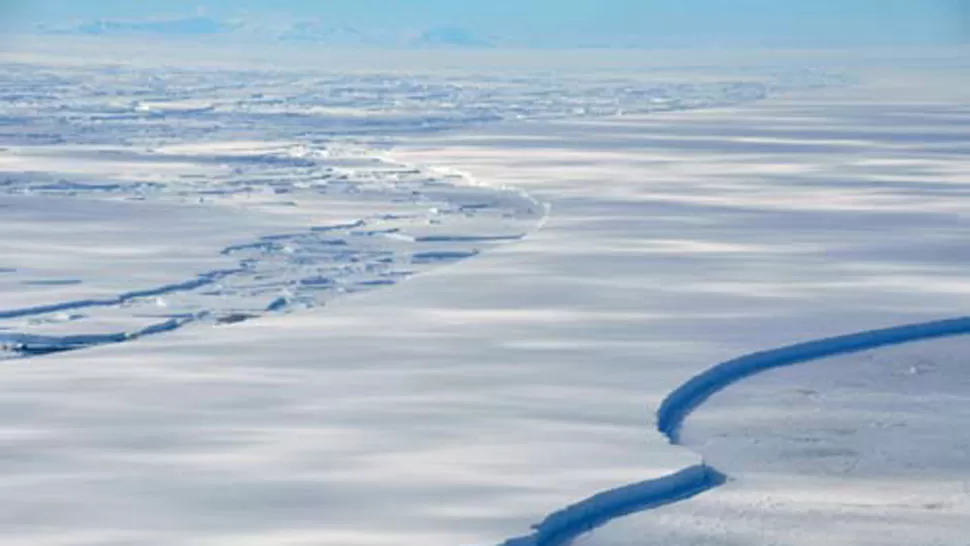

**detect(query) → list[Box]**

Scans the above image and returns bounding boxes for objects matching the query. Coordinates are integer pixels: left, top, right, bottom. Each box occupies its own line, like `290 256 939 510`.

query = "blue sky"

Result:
5 0 967 47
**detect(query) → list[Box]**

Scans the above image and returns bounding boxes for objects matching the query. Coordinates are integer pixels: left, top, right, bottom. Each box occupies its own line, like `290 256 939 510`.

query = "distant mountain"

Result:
276 21 370 45
38 16 492 49
411 27 492 48
71 16 226 36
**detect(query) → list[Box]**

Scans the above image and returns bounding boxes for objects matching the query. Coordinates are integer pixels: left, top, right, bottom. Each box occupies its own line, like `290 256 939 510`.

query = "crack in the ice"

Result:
3 314 201 356
657 317 970 444
1 159 545 359
501 316 970 546
0 269 241 320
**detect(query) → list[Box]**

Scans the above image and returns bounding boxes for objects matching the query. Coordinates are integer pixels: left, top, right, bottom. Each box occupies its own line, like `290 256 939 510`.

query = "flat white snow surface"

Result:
1 49 969 546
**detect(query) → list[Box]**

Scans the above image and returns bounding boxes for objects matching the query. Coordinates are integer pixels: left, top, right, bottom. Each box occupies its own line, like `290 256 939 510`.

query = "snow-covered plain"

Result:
0 44 969 545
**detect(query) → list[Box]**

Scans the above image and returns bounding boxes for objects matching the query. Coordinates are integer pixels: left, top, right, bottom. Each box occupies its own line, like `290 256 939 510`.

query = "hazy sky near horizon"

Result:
5 0 967 47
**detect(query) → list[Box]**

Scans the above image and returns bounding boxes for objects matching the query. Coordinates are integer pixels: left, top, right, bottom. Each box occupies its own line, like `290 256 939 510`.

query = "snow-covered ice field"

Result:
586 335 970 546
0 43 969 545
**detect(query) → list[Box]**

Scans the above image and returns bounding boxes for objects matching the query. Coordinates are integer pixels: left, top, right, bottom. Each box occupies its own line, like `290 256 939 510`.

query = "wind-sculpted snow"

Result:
502 318 970 546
